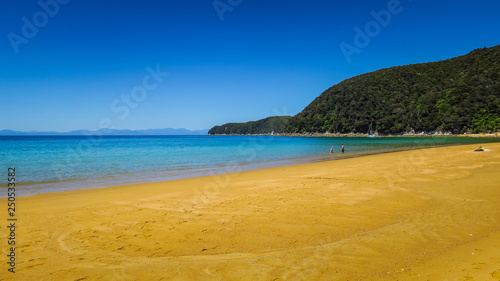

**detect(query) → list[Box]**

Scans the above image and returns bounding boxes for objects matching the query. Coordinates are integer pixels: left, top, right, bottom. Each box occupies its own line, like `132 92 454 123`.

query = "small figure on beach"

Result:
474 146 490 152
330 146 334 154
341 144 345 153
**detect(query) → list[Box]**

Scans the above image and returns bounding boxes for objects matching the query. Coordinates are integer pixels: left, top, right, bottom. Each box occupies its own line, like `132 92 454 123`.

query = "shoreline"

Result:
0 148 405 198
2 143 499 279
209 132 500 137
5 139 500 198
5 140 496 198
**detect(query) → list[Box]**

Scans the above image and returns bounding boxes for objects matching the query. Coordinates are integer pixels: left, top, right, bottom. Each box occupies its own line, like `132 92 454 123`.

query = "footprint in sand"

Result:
58 232 85 255
472 262 487 270
109 268 134 281
491 270 500 280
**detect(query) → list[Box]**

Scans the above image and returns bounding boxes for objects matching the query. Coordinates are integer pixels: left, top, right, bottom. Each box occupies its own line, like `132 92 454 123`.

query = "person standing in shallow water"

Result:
342 144 345 153
330 146 334 154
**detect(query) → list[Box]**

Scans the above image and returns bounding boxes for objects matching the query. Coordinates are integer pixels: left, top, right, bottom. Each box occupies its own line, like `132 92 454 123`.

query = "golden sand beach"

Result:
1 143 500 280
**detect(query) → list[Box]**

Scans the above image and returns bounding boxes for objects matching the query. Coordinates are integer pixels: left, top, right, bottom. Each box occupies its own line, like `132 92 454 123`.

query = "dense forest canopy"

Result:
208 116 291 135
285 45 500 134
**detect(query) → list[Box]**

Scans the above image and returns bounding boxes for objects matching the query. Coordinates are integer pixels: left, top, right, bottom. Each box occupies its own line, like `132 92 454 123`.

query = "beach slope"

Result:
1 143 500 280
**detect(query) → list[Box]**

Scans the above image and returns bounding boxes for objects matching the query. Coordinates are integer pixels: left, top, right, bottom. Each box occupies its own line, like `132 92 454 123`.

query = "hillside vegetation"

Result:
208 116 291 135
285 45 500 134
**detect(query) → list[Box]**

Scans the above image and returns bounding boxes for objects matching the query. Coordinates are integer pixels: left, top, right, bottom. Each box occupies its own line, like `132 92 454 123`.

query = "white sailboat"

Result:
367 123 376 138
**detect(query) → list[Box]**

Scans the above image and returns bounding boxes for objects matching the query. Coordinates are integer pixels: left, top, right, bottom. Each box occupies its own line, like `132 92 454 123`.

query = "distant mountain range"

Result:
0 128 209 136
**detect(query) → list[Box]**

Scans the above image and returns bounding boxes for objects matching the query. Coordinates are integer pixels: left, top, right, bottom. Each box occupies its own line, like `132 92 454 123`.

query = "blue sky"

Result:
1 0 499 132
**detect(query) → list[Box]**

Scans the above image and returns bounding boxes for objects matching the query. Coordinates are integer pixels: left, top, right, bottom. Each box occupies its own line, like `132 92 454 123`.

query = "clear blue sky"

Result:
1 0 499 132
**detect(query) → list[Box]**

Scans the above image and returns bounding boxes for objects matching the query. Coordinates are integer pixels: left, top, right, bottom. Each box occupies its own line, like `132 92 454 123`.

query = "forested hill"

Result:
284 45 500 134
208 116 291 135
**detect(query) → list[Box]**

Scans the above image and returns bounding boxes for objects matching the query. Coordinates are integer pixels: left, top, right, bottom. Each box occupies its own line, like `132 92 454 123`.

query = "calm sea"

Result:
1 135 499 196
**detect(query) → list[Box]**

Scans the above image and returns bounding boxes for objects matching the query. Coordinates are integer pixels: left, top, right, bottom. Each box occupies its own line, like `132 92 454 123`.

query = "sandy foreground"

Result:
1 143 500 280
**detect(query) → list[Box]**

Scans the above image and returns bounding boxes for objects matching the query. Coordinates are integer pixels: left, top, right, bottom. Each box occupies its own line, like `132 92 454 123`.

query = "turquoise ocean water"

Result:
1 135 499 196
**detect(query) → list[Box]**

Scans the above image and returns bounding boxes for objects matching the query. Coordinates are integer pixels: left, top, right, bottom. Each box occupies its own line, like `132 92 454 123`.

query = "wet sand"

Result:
1 143 499 280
